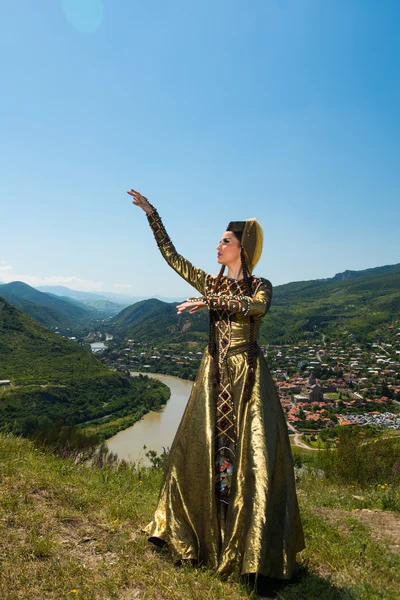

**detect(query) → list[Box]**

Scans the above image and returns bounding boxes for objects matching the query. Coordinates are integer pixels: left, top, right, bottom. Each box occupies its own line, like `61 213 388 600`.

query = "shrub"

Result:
319 426 400 488
143 445 170 471
31 423 106 464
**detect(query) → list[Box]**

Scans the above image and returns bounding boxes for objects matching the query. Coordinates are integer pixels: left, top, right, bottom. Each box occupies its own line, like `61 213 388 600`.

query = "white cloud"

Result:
0 263 104 291
0 261 136 293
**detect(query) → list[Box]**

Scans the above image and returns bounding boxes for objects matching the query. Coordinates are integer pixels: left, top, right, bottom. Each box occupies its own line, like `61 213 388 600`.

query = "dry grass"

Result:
0 435 250 600
1 434 400 599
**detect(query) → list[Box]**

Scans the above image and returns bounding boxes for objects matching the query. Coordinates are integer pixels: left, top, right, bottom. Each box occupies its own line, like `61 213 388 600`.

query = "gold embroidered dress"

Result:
143 207 305 579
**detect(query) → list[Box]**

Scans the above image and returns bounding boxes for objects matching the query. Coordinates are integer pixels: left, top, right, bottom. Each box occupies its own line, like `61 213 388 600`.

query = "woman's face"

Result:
216 231 241 266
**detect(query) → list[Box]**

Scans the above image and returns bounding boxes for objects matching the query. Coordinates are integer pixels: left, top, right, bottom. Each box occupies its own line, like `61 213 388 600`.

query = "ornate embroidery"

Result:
215 447 234 504
146 206 171 247
205 275 260 504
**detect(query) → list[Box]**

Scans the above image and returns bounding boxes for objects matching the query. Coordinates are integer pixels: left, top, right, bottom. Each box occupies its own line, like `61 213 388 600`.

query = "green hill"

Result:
111 298 208 343
330 263 400 281
0 295 106 384
56 294 127 316
0 298 169 435
110 263 400 345
78 298 126 315
0 281 96 328
261 263 400 343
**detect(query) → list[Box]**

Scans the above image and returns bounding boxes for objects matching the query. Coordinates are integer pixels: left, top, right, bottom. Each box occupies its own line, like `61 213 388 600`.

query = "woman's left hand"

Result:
176 300 207 315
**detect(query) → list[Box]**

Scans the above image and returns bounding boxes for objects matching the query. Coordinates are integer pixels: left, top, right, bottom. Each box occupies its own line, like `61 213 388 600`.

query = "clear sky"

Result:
1 0 399 298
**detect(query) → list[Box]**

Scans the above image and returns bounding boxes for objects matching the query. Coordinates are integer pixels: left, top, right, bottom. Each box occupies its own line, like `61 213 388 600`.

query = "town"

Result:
76 320 400 436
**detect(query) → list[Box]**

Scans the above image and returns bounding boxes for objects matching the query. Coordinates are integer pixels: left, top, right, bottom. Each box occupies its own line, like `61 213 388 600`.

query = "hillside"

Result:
37 285 147 306
1 433 399 599
55 295 124 316
79 298 126 315
0 296 107 384
330 263 400 281
0 281 95 328
109 263 400 345
262 263 400 343
0 298 169 435
111 298 208 343
36 285 111 301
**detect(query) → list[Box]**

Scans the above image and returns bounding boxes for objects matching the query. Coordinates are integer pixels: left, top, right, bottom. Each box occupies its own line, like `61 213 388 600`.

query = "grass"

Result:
303 436 331 449
1 434 400 599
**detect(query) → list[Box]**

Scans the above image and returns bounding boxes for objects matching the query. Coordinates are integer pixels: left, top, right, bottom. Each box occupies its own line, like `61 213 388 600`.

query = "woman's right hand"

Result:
127 188 153 214
176 300 208 315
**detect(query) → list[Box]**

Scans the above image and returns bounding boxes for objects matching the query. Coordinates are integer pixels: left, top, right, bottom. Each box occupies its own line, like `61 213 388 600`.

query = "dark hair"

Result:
240 246 256 403
208 230 256 404
208 265 225 396
226 221 245 244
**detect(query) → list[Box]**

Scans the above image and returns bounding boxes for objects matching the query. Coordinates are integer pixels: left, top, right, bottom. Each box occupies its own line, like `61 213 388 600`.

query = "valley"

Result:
1 262 400 443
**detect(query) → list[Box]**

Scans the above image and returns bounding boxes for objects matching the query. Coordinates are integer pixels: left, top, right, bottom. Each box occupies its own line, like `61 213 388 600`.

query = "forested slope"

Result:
0 298 169 435
109 264 400 344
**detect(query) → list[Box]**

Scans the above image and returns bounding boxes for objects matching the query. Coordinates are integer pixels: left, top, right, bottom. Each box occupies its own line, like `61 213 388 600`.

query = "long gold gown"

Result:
143 207 305 579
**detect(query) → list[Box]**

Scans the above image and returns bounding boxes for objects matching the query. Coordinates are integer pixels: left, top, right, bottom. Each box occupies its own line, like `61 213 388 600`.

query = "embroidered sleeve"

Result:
187 296 207 303
206 279 272 317
146 205 207 294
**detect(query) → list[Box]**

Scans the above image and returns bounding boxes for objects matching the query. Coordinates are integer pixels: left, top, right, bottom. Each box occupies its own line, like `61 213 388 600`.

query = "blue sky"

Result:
1 0 399 298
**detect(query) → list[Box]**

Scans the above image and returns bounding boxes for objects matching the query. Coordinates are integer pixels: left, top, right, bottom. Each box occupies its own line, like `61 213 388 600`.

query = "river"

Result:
106 372 193 464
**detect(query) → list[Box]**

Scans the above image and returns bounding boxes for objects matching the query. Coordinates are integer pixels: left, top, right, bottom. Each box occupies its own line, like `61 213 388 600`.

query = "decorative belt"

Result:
225 343 259 358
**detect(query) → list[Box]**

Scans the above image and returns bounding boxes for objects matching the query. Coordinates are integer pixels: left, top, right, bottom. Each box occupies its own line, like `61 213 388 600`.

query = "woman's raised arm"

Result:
128 189 207 295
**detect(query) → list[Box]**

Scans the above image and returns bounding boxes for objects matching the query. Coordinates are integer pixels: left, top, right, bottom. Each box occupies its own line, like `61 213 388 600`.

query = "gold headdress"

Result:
227 218 264 274
242 218 263 274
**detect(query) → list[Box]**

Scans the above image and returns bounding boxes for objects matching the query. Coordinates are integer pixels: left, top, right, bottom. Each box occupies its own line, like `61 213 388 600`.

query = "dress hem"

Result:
143 531 305 581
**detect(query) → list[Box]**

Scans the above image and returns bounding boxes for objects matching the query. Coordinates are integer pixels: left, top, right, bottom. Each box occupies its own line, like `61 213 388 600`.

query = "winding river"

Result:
106 372 193 464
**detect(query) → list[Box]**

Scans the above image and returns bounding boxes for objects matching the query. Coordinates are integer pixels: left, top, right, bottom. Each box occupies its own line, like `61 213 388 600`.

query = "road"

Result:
287 421 318 451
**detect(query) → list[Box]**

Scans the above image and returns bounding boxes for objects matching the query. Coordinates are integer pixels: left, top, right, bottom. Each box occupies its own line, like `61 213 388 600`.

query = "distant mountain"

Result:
80 298 131 315
111 298 208 343
57 295 100 313
36 285 111 301
37 285 147 306
0 281 95 328
330 263 400 282
0 297 168 434
110 263 400 344
90 290 150 304
260 263 400 343
56 295 124 316
37 285 191 308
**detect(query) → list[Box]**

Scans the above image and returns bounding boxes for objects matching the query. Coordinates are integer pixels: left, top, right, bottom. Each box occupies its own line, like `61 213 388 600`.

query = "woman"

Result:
128 188 305 580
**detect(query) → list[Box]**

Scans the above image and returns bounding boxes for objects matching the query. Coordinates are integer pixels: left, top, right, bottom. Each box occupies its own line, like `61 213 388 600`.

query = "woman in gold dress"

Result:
128 188 305 580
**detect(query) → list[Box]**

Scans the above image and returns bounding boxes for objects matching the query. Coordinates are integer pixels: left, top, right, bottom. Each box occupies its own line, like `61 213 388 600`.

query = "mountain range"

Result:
1 262 399 343
260 262 400 343
36 285 186 306
109 263 400 345
112 297 209 343
1 262 398 434
0 282 207 327
0 281 94 328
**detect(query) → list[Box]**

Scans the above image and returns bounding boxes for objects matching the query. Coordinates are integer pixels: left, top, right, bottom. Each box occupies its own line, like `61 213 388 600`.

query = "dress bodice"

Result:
205 274 269 350
145 205 273 353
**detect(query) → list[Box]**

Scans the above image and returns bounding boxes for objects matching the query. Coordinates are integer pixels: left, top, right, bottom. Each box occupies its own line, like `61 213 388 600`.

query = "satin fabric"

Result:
144 208 305 578
144 345 305 578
